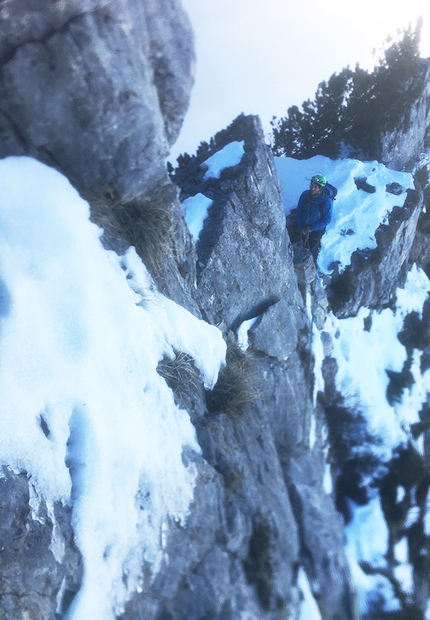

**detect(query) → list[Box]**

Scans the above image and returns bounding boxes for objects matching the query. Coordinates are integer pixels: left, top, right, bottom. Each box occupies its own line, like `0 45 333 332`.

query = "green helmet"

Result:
311 173 327 188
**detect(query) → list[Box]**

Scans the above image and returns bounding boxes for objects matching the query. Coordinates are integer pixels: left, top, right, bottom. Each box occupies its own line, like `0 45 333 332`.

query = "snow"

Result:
394 536 409 564
236 316 258 351
298 567 323 620
312 323 325 402
346 496 389 567
397 486 406 503
1 146 429 617
201 140 245 179
324 264 430 459
394 538 413 595
323 262 430 610
345 497 401 614
180 140 246 241
274 154 430 612
404 505 421 529
182 193 213 241
309 413 316 449
426 495 430 535
323 463 333 495
0 156 226 620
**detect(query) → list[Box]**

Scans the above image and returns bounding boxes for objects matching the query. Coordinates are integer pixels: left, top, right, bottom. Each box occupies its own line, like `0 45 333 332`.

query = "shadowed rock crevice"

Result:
243 518 279 611
230 295 280 333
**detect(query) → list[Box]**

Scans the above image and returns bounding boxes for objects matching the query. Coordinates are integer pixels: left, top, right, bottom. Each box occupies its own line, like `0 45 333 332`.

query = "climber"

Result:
296 173 333 263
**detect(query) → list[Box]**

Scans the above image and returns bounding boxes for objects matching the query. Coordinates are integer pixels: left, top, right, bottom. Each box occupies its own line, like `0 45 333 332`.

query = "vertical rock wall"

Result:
0 0 195 201
164 114 356 620
380 59 430 172
3 0 429 618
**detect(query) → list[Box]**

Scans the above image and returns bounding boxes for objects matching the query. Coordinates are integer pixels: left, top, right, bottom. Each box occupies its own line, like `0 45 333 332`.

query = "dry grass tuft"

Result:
206 335 257 417
117 197 172 275
84 190 130 254
157 351 200 400
84 187 173 277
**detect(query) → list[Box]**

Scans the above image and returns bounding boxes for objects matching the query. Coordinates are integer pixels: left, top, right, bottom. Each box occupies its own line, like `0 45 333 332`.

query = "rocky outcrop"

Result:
0 0 195 202
0 466 82 619
327 186 423 318
0 0 199 312
380 59 430 172
0 2 197 618
165 114 356 620
1 1 430 619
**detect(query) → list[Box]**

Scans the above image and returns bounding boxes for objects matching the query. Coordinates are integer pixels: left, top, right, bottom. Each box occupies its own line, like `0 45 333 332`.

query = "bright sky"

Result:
170 0 430 161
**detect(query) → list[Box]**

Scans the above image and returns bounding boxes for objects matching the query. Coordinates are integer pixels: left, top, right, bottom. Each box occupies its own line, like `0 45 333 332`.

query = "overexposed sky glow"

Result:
171 0 430 160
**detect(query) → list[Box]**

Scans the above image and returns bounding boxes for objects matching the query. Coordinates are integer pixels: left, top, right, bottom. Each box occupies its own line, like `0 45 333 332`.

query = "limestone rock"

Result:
0 467 82 619
3 0 428 615
170 114 355 620
0 0 195 201
380 59 430 172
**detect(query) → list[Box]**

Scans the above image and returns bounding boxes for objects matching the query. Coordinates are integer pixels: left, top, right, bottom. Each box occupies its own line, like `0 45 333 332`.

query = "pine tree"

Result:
271 22 425 161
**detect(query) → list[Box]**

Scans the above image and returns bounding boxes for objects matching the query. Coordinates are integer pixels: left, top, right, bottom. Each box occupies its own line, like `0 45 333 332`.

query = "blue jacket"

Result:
296 188 333 232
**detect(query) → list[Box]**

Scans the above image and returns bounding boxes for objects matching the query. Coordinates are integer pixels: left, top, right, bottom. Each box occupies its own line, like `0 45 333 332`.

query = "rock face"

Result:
131 114 355 620
380 58 430 172
327 186 423 318
1 2 430 620
0 0 195 201
0 467 82 619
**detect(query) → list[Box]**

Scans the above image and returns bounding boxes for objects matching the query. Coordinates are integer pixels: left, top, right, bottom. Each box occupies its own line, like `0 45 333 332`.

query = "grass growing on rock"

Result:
156 351 200 401
85 187 173 278
206 334 257 417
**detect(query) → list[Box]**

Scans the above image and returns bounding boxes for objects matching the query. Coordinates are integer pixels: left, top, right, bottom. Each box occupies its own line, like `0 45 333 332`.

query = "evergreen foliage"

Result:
271 22 425 161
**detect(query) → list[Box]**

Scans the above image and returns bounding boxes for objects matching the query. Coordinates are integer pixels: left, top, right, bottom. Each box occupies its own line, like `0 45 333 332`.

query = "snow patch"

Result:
312 324 325 403
298 567 323 620
323 462 333 495
236 316 258 351
275 154 414 273
182 193 213 241
201 140 245 179
0 156 226 620
324 265 430 460
345 498 400 614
